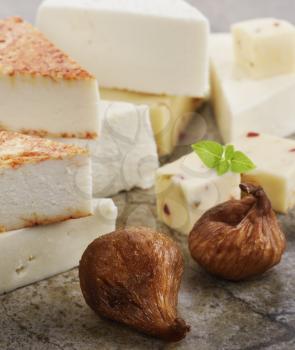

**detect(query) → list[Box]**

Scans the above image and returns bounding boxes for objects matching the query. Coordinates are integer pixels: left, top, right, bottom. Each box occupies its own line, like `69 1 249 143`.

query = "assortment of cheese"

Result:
0 0 295 294
156 17 295 234
36 0 209 156
0 0 209 293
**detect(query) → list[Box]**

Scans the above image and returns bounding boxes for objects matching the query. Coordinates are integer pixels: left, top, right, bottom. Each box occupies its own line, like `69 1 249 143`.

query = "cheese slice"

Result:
233 133 295 213
155 152 241 235
61 100 159 197
100 88 204 156
0 131 93 232
210 33 295 143
37 0 209 97
0 198 117 295
0 17 99 139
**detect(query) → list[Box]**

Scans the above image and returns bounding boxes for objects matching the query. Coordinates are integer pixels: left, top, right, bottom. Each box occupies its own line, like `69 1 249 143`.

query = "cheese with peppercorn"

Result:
211 33 295 143
234 132 295 213
232 18 295 79
155 152 240 235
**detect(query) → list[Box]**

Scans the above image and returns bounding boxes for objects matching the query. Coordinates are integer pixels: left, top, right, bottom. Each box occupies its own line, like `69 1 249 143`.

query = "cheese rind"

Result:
155 152 241 235
0 199 117 295
0 17 100 139
232 18 295 79
100 88 203 156
210 33 295 143
61 100 159 197
0 132 93 232
37 0 209 97
233 133 295 213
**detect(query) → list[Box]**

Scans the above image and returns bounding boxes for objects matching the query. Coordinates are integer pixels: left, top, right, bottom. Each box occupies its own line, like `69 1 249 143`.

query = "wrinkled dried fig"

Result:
79 227 190 341
188 183 286 281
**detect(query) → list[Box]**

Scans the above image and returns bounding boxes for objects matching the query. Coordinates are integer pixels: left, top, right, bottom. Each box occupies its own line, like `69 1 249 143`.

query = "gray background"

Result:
0 0 294 31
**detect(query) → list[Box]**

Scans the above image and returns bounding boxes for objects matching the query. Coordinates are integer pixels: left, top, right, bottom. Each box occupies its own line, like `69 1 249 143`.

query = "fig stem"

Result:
166 318 191 342
239 183 272 214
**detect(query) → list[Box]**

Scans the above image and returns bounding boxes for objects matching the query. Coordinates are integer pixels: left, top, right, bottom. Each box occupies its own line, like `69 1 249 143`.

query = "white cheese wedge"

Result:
155 152 241 235
233 133 295 213
61 100 159 197
100 88 204 156
210 33 295 143
232 18 295 79
37 0 209 97
0 131 92 232
0 198 117 295
0 17 99 139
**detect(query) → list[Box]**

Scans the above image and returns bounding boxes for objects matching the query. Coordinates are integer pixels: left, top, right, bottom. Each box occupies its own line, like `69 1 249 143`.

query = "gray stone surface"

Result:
1 1 295 349
1 106 295 349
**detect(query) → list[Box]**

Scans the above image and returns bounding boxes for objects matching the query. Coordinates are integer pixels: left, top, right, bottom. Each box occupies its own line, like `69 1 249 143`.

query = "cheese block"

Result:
0 17 99 139
61 100 159 197
232 18 295 79
233 133 295 213
210 33 295 143
36 0 209 97
0 131 92 232
0 198 117 295
155 152 241 235
100 88 204 156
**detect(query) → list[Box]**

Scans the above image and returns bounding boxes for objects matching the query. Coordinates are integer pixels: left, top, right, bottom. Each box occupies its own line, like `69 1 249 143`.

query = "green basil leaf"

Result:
231 151 256 173
225 145 235 160
216 160 230 176
192 141 224 169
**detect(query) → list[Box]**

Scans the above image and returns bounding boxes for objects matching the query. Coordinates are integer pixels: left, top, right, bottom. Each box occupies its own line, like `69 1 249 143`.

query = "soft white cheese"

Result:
0 76 100 139
37 0 209 97
100 88 204 156
233 133 295 213
232 18 295 79
61 100 159 197
0 199 117 295
0 132 93 232
155 152 241 235
210 33 295 143
0 17 100 139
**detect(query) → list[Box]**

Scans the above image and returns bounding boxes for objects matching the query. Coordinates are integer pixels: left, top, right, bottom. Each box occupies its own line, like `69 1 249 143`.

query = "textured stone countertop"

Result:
1 106 295 350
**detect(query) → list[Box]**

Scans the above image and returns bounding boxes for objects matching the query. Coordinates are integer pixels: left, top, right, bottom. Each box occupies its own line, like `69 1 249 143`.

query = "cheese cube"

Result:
155 152 241 235
0 199 117 295
36 0 209 97
100 88 204 156
61 100 159 197
232 18 295 79
234 133 295 213
0 131 92 232
210 34 295 143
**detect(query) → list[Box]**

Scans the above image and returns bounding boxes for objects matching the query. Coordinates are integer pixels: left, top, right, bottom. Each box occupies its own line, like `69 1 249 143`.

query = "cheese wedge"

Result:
0 17 99 139
37 0 209 97
0 131 92 232
0 199 117 295
61 100 159 197
210 33 295 143
233 133 295 213
155 152 241 235
100 88 204 156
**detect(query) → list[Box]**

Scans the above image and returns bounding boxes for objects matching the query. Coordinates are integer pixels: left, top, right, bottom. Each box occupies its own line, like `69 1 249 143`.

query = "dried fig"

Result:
79 227 190 341
188 183 286 281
